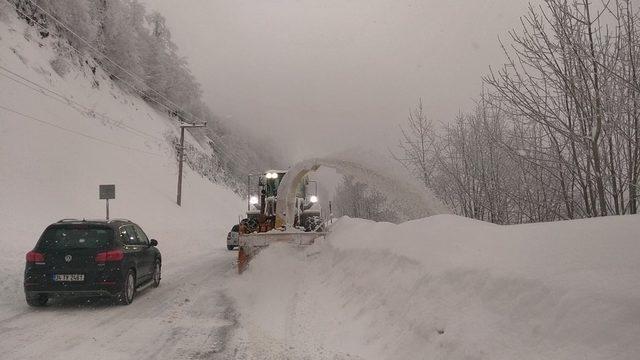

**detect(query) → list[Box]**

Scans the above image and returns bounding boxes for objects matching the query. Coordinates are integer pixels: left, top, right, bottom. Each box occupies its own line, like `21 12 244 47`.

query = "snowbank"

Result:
232 214 640 359
0 15 243 314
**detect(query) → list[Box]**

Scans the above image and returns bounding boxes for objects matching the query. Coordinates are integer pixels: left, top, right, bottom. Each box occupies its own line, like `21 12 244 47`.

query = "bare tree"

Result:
396 0 640 224
391 99 437 189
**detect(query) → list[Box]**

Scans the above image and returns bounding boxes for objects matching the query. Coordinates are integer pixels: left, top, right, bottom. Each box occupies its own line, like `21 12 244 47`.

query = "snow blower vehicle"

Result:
237 169 326 273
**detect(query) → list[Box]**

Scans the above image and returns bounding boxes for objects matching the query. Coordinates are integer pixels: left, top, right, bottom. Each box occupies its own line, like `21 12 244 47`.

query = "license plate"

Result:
54 274 85 282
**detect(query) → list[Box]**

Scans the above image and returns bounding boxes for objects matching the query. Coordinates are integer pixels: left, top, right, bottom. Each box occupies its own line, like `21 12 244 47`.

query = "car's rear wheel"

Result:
152 260 161 288
26 293 48 307
227 245 235 250
119 269 136 305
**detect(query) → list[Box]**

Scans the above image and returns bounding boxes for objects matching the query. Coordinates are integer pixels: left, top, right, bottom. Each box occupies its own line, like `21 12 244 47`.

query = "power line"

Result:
19 1 259 166
0 65 247 169
0 60 246 169
5 1 250 168
0 103 164 157
6 2 193 124
0 65 249 173
0 67 72 107
0 64 165 143
25 0 200 124
7 1 248 166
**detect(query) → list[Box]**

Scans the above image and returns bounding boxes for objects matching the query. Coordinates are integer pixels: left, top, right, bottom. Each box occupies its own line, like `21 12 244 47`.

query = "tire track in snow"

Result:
0 250 241 360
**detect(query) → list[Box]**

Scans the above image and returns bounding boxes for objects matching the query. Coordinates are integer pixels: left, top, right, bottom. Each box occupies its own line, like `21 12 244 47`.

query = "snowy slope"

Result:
0 14 244 314
232 214 640 360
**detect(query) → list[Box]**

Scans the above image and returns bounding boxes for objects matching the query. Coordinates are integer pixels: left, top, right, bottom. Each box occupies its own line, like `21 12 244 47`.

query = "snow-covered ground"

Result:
233 214 640 360
0 251 241 360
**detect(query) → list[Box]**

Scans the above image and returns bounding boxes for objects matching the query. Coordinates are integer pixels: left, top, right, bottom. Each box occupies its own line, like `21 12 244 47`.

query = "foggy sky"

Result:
142 0 535 161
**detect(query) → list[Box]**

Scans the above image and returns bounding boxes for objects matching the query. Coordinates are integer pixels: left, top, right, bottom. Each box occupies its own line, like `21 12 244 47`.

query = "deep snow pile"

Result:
0 14 243 314
232 214 640 360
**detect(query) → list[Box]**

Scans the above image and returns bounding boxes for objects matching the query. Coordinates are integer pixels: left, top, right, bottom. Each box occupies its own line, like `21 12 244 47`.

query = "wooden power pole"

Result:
177 121 206 206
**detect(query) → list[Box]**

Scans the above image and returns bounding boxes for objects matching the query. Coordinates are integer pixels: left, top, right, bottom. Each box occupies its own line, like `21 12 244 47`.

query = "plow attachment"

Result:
237 231 327 273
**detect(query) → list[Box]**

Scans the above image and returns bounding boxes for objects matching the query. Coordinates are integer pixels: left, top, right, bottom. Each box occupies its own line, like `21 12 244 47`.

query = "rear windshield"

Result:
37 225 114 251
231 225 239 232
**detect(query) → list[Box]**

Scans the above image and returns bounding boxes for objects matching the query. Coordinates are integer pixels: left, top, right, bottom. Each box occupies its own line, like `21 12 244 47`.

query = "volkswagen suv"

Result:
24 219 162 306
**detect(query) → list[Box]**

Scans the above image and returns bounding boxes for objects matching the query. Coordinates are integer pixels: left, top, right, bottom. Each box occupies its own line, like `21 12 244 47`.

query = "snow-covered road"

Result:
0 249 240 360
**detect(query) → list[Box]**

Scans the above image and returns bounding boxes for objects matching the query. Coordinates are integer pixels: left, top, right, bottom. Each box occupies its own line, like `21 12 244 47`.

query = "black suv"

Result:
24 219 162 306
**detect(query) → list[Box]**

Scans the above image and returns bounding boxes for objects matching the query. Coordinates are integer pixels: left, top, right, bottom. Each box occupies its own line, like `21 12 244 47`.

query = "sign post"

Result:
99 184 115 220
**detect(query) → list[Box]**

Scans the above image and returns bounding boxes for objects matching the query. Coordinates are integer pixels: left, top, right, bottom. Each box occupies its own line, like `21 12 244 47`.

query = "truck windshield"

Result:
265 178 280 197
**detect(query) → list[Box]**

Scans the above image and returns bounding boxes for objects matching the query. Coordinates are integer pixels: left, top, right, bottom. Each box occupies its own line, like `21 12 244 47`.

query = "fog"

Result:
142 0 535 161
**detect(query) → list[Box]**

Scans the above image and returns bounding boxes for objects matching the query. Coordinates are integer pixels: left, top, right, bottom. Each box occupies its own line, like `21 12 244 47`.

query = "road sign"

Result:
99 184 115 200
99 185 115 220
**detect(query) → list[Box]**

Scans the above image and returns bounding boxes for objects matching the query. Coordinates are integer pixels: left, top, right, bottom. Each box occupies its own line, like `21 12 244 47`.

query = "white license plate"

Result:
54 274 85 282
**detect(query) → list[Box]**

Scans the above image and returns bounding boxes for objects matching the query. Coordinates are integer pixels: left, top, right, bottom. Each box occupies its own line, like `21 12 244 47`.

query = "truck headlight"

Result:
310 195 318 203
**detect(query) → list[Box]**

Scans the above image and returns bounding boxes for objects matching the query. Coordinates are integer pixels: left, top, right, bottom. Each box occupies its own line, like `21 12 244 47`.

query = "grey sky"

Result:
143 0 534 161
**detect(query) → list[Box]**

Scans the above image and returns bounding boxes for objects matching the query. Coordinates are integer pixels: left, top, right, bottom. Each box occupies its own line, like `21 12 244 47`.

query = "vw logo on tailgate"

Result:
64 255 72 263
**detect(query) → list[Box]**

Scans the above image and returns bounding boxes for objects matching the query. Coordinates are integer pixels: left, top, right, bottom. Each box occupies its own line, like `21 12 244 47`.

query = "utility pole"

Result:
247 174 251 211
177 121 206 206
329 201 333 224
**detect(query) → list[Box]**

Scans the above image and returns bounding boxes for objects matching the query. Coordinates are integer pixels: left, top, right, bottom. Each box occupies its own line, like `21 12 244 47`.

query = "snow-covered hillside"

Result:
233 214 640 360
0 12 243 314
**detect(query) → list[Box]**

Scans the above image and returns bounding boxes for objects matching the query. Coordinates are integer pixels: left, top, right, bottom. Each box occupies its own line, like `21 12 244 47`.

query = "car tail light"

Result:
95 249 124 263
26 251 45 263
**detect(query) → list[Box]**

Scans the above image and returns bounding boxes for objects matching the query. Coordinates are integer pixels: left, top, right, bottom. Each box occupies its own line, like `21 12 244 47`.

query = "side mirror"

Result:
149 239 158 247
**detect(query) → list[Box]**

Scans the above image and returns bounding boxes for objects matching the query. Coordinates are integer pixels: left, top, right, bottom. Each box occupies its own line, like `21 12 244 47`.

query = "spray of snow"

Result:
278 149 449 225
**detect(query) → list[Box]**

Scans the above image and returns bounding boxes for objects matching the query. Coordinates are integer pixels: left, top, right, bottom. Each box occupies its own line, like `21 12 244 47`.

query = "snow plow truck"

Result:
237 169 326 273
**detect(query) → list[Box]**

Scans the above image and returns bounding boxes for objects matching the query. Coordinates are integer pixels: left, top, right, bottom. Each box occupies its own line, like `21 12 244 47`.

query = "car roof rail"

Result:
57 218 81 223
108 218 132 223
